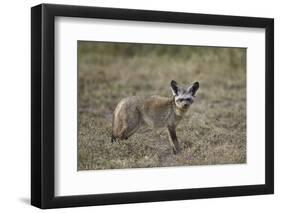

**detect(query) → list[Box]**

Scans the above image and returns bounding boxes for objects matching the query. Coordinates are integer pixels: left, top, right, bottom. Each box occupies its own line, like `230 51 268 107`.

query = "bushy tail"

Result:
111 113 116 143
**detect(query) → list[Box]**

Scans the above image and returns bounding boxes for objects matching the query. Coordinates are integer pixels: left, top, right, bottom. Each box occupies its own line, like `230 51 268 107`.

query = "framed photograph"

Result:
31 3 274 209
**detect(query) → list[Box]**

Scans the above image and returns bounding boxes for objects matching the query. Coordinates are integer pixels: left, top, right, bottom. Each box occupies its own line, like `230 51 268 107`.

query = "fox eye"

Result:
177 98 193 103
177 98 184 102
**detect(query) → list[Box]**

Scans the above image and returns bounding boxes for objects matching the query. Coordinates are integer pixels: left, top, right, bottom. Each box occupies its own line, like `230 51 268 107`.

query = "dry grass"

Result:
78 42 246 170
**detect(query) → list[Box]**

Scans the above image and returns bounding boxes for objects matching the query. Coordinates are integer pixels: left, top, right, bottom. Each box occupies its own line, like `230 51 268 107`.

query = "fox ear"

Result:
189 81 199 96
170 80 179 96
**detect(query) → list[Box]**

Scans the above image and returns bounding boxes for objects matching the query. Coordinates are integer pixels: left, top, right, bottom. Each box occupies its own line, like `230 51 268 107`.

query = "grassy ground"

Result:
78 42 246 170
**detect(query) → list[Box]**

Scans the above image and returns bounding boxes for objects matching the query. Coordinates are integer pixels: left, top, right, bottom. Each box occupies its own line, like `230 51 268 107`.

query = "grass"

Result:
78 41 246 170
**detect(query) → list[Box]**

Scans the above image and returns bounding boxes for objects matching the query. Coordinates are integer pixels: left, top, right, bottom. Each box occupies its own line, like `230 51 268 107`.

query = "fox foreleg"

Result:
167 126 180 154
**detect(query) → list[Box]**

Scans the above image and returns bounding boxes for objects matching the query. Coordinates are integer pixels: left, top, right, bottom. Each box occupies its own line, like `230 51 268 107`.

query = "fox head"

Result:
170 80 199 111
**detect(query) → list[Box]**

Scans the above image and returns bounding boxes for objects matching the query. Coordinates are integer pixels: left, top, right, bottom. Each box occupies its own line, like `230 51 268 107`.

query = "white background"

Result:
55 18 265 196
0 0 279 212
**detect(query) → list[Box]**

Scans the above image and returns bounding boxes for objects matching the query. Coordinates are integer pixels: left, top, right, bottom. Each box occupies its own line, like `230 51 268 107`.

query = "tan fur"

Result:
112 95 189 154
112 81 199 154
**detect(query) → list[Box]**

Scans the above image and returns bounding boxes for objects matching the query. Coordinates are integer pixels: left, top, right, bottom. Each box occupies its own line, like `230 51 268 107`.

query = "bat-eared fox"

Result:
111 80 199 154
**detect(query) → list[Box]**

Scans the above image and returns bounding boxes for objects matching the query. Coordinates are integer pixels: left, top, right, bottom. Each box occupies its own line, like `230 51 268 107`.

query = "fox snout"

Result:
183 102 189 108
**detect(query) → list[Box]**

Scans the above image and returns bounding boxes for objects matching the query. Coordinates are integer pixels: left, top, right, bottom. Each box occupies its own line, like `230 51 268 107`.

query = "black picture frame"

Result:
31 3 274 209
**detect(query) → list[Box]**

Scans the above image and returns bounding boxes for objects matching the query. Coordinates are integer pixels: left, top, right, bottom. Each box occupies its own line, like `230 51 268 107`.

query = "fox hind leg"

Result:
121 123 140 140
118 116 140 140
112 107 141 143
